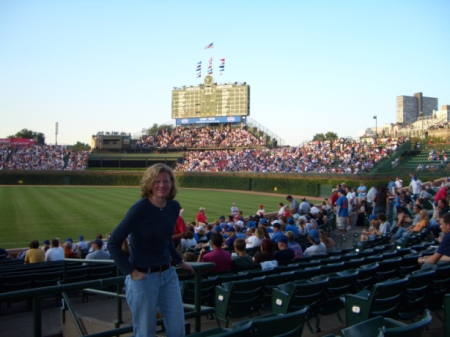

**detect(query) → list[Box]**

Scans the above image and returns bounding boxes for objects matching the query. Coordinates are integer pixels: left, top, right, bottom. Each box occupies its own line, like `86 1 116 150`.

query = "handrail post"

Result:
114 267 123 330
33 295 42 337
63 259 68 282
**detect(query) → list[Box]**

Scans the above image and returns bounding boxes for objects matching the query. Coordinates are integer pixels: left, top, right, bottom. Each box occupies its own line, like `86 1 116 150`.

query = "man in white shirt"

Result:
395 177 403 192
44 239 64 261
85 239 110 260
77 235 89 250
409 177 422 201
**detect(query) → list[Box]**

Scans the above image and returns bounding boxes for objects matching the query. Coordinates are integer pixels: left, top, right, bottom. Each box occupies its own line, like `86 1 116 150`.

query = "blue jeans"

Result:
394 227 410 240
373 206 386 215
428 219 441 238
125 267 185 337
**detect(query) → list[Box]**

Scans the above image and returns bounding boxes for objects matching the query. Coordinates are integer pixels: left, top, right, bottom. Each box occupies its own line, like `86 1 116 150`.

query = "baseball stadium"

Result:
1 2 450 337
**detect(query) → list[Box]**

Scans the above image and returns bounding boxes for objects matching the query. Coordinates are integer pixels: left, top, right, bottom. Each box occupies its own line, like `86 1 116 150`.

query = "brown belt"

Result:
136 264 171 273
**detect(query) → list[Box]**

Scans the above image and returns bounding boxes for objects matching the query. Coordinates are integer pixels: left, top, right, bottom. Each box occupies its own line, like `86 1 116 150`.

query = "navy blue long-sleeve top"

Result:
108 198 183 276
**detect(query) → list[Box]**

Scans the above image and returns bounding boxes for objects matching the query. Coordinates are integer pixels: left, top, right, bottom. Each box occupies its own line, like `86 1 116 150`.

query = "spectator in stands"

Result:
286 195 300 214
181 230 197 249
196 207 207 226
253 238 275 264
173 214 188 255
336 189 349 233
394 209 429 240
303 230 326 257
357 181 367 206
274 235 294 263
64 241 81 259
299 198 311 215
271 223 284 243
285 231 303 258
197 232 232 273
330 189 339 209
231 203 239 216
373 186 389 215
85 239 110 260
231 238 254 272
419 213 450 267
377 213 391 234
107 163 193 337
285 217 299 237
77 235 89 250
429 198 450 238
24 240 45 264
222 227 237 248
256 204 265 217
319 230 335 253
45 239 64 261
434 184 449 206
42 240 50 252
245 227 265 248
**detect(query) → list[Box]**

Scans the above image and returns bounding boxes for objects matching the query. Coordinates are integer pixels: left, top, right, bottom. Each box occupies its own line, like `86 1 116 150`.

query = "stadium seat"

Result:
260 272 294 310
214 277 265 328
271 275 329 334
341 277 408 326
188 321 252 337
233 307 309 337
444 294 450 337
377 309 432 337
181 277 217 309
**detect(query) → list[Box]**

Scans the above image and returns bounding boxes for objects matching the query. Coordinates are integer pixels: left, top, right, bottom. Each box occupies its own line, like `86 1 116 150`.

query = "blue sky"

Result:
1 0 449 146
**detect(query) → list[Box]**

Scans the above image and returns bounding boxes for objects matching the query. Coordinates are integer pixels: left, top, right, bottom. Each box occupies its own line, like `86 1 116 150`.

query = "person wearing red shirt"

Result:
197 233 232 273
196 207 207 225
330 189 339 209
173 215 187 254
434 185 449 205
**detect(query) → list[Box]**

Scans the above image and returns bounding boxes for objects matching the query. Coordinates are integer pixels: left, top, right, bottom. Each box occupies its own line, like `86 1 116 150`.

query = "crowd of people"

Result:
133 125 266 149
175 138 402 173
0 144 90 170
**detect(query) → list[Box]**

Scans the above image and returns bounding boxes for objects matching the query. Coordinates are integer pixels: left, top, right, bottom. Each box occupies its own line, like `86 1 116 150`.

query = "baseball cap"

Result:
214 225 221 232
273 223 281 228
79 235 84 241
43 240 50 245
93 238 103 248
278 235 288 244
369 215 377 221
65 238 73 243
338 189 346 194
199 207 206 211
308 229 321 243
219 215 225 219
259 218 268 225
226 226 235 232
287 218 295 224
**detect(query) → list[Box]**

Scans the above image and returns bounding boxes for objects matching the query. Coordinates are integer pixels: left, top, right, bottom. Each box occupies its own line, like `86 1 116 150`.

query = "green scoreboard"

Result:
172 74 250 119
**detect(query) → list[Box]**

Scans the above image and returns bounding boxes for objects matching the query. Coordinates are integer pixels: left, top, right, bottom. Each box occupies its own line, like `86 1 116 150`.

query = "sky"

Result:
1 0 449 147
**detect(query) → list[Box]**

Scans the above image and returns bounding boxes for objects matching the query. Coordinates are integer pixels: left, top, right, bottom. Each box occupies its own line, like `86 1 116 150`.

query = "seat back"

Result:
274 276 329 316
321 270 359 315
381 309 432 337
181 277 217 306
249 308 309 337
369 278 409 319
320 262 346 275
399 269 435 320
292 266 321 282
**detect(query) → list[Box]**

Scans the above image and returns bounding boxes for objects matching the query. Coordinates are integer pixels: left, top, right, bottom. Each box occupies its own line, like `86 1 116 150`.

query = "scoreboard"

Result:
172 74 250 119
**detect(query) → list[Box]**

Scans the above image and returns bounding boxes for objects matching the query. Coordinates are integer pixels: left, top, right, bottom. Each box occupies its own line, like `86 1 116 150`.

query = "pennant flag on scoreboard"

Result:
205 42 213 49
219 58 225 76
196 61 201 78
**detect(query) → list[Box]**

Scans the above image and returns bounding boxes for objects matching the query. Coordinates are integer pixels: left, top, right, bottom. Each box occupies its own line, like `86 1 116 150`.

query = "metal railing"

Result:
0 259 215 337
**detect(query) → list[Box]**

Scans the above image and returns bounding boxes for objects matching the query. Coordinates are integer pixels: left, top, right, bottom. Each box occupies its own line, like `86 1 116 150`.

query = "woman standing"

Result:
108 164 193 337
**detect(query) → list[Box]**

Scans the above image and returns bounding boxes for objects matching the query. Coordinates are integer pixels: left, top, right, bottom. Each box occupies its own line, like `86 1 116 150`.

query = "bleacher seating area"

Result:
402 148 450 172
0 144 89 170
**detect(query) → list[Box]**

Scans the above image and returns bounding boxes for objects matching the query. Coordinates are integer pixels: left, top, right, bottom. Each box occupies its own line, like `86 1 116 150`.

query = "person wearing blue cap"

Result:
336 189 349 234
77 235 88 250
222 227 237 249
285 217 299 238
303 230 326 257
274 235 295 263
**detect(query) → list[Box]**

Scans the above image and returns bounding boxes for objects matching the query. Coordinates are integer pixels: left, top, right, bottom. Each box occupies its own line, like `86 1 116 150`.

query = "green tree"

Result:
143 123 174 135
325 132 338 141
68 141 91 151
312 133 326 141
8 129 45 145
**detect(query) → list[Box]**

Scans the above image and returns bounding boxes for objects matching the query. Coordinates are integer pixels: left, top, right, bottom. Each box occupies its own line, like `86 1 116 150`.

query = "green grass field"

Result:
0 186 315 249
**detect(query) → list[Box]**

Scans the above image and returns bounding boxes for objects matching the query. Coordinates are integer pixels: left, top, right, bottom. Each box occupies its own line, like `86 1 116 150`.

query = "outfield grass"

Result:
0 186 316 249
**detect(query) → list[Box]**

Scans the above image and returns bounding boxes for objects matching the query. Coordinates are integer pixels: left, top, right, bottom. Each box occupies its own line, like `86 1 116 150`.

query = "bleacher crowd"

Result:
0 144 90 170
133 125 266 149
175 138 402 173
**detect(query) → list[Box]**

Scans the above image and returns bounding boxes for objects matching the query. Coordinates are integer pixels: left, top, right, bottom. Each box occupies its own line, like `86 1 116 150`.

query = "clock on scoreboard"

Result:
172 75 250 119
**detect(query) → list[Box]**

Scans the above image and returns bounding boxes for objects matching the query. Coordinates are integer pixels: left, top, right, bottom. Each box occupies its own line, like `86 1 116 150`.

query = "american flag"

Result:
204 43 213 49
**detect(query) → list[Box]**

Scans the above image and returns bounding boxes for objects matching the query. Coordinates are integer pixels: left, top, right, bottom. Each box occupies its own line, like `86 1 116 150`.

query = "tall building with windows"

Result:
396 92 438 124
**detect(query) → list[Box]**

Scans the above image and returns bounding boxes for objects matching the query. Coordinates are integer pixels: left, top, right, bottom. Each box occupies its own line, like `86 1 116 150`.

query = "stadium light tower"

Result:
55 122 59 145
373 115 377 142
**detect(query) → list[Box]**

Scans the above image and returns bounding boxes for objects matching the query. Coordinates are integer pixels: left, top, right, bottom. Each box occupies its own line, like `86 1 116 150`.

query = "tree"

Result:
143 123 174 136
325 132 338 141
312 133 326 141
68 141 91 151
8 129 45 145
